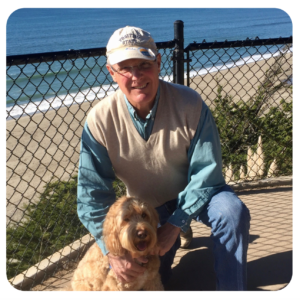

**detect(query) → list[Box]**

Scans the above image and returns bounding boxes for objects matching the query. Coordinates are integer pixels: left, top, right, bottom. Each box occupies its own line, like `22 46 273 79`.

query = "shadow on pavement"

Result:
247 250 292 291
164 236 292 291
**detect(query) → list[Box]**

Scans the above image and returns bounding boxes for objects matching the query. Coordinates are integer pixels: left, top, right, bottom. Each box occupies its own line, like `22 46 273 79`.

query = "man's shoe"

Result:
180 226 193 248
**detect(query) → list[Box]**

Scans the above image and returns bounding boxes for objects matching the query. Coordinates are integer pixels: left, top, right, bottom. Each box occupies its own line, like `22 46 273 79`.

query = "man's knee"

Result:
209 186 250 233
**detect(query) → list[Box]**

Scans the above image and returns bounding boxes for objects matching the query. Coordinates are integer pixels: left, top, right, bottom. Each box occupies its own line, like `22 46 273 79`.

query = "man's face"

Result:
107 54 161 111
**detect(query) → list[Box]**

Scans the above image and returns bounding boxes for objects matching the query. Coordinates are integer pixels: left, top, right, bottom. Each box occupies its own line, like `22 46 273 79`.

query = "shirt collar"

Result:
124 83 160 121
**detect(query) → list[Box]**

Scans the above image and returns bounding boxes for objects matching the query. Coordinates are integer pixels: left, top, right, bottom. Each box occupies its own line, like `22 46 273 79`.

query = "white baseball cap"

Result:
106 26 158 65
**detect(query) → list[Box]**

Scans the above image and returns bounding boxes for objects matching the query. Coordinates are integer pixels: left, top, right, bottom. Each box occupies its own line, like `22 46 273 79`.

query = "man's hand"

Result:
156 223 181 256
107 252 147 283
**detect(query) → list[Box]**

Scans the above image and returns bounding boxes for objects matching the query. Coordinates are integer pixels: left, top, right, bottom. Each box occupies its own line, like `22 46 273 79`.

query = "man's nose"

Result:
131 66 143 78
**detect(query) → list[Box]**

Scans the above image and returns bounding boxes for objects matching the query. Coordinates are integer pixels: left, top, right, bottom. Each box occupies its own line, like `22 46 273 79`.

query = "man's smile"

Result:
132 83 148 89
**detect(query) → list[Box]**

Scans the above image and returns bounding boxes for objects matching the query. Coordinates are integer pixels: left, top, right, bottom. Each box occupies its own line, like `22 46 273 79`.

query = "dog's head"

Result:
103 196 159 257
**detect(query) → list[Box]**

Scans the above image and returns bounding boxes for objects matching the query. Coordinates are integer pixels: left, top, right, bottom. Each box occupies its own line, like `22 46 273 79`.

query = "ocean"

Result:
6 8 293 119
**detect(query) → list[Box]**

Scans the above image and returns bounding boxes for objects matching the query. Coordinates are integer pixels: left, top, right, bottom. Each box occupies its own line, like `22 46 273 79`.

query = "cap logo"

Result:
119 33 142 46
140 48 151 57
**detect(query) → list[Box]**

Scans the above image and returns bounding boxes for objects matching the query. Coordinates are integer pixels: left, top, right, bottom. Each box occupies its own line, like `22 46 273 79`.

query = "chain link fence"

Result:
186 38 292 184
6 31 292 290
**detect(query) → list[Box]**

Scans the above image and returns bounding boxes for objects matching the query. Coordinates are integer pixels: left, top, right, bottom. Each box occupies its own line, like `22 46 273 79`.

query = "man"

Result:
77 26 250 290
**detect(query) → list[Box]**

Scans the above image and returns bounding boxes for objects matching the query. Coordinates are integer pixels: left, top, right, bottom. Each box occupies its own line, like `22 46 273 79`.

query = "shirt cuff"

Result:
167 208 193 233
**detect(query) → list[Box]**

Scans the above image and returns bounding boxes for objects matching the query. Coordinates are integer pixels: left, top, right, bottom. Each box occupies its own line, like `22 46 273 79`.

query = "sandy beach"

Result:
6 53 292 225
6 101 99 224
189 53 292 108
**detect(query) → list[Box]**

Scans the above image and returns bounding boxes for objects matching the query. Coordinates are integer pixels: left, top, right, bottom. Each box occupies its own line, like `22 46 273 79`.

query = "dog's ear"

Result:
103 198 126 256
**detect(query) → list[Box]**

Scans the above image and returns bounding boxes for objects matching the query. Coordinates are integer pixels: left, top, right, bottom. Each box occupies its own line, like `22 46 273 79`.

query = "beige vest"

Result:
87 80 203 207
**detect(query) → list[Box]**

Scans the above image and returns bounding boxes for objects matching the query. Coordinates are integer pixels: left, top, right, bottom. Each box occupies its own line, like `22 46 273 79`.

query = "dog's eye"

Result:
141 213 147 218
124 218 130 222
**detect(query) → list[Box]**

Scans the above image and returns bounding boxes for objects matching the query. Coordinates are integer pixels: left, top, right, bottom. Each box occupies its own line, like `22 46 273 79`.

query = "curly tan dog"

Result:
71 196 164 291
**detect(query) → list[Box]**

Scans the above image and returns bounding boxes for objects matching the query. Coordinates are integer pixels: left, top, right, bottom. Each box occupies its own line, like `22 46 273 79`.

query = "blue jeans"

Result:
155 184 251 291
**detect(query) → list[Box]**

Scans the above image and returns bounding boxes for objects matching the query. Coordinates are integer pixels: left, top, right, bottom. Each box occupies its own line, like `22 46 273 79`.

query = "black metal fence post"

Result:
173 20 184 85
186 50 190 87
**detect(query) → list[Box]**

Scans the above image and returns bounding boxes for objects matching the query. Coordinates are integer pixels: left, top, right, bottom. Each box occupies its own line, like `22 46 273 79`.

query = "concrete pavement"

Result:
30 185 292 291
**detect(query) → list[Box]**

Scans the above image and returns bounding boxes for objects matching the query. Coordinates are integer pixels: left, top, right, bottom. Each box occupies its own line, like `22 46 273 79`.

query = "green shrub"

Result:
212 50 292 178
113 177 127 198
7 175 127 280
6 175 87 279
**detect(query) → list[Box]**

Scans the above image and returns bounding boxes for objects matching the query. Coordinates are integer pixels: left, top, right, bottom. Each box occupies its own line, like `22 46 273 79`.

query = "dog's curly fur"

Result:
71 196 164 291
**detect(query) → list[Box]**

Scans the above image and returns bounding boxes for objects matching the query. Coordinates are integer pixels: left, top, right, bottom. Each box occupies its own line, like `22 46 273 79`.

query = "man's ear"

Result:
156 53 162 73
106 65 117 82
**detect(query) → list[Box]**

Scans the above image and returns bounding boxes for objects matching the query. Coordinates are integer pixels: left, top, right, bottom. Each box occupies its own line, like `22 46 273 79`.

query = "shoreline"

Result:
6 52 292 224
6 49 292 120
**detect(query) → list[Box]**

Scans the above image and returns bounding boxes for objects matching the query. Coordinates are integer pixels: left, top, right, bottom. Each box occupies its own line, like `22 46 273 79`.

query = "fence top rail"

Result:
6 40 175 66
6 47 107 66
185 36 293 52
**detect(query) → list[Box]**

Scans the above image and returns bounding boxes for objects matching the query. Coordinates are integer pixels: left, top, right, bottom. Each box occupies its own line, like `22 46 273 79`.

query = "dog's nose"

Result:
136 230 147 239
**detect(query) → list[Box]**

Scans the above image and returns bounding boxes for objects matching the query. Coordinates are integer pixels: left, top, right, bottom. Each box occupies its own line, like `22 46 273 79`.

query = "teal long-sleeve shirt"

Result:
77 86 225 255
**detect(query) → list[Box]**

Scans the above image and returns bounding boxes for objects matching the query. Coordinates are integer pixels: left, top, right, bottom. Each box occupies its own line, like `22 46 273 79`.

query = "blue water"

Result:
7 8 292 55
6 8 293 118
